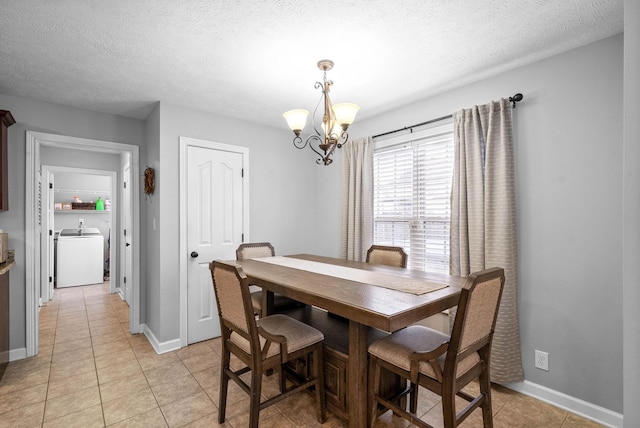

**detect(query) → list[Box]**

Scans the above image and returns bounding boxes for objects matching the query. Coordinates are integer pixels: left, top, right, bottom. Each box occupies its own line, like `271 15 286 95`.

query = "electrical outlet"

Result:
535 350 549 371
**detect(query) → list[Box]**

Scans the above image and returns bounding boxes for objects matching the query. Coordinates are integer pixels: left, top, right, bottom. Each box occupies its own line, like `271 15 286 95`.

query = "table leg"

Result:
348 320 368 428
263 289 274 316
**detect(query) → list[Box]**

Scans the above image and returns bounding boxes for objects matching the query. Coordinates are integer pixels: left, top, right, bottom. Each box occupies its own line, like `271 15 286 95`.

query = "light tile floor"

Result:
0 282 604 427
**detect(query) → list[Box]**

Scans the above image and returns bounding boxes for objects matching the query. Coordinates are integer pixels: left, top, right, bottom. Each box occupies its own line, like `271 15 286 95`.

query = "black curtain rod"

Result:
372 93 523 139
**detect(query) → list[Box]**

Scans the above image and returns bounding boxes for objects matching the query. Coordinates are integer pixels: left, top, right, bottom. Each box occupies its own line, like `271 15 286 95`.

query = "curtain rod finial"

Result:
510 93 524 108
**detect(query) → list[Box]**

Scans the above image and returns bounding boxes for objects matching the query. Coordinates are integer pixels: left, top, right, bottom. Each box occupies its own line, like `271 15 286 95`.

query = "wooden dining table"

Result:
219 254 465 428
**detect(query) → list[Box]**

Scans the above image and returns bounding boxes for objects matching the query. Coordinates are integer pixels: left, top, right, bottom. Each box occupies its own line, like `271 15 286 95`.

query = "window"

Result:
373 122 454 273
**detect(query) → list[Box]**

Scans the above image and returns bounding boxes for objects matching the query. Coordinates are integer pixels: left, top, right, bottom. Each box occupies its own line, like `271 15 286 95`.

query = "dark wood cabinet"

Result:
323 347 348 415
0 110 16 211
281 306 404 421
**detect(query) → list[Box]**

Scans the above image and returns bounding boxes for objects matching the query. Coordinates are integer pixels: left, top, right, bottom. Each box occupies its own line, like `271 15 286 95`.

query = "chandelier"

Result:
283 60 360 165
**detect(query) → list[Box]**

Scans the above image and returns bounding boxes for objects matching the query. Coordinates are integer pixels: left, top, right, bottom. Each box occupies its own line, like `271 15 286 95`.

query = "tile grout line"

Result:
40 291 59 428
85 285 108 428
43 289 77 426
102 282 172 427
40 284 106 427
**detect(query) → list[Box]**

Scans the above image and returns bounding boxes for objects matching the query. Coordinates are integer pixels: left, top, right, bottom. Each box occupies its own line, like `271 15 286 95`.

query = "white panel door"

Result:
187 145 244 344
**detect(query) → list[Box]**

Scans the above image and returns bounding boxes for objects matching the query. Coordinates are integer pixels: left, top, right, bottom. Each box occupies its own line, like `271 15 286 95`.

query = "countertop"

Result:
0 260 15 275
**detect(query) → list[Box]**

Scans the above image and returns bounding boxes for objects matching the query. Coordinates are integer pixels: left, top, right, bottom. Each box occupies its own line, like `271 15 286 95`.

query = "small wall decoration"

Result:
144 167 155 195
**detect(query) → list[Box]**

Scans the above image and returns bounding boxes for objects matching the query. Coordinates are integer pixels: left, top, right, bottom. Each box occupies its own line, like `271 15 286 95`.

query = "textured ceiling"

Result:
0 0 623 129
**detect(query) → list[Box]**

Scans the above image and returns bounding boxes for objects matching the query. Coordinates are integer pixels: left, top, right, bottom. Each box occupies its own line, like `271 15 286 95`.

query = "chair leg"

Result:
249 368 262 428
276 363 285 393
441 387 456 428
369 356 382 427
409 381 418 414
479 368 494 428
313 345 326 423
218 345 231 424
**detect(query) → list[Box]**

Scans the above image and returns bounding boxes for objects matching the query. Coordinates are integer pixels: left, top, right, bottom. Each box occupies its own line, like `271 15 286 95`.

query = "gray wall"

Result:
316 35 624 413
0 93 145 350
623 0 640 424
41 147 121 171
142 101 322 343
143 103 160 343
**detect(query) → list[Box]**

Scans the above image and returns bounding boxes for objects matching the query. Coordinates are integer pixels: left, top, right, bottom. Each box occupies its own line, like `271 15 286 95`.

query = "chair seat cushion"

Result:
368 325 480 380
258 314 324 353
230 314 323 358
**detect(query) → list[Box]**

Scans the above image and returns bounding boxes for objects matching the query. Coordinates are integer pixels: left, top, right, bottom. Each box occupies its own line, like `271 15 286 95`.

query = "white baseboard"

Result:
9 347 27 361
8 325 179 361
503 380 623 428
142 323 181 355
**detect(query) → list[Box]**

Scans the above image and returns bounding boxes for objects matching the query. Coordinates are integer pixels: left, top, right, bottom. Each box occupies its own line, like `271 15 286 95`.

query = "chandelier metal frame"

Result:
283 60 359 166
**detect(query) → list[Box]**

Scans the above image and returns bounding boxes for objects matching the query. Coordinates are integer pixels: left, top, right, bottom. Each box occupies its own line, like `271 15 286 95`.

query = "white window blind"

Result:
373 123 454 274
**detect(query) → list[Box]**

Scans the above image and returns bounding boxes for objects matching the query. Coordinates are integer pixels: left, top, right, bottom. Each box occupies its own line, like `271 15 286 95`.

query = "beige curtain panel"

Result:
450 98 524 384
340 136 374 262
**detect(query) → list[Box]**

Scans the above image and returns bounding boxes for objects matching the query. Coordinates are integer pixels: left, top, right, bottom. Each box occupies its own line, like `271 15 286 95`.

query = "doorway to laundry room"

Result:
42 167 117 304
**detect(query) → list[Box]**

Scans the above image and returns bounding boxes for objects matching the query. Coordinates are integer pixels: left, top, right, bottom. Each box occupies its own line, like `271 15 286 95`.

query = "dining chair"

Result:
366 245 408 268
236 242 300 316
210 261 326 428
368 267 505 428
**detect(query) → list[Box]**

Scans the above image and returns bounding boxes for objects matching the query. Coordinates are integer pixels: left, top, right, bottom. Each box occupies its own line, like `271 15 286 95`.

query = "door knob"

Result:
190 251 199 258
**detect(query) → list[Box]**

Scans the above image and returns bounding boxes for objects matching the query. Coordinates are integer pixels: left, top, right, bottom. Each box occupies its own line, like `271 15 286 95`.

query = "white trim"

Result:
142 324 181 354
25 131 142 359
128 147 142 334
120 158 133 305
25 134 39 357
373 118 454 150
178 136 250 348
503 380 623 428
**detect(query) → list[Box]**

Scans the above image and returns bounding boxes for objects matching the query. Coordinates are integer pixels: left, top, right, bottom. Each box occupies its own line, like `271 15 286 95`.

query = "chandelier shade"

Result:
282 109 309 135
283 60 359 165
332 103 360 128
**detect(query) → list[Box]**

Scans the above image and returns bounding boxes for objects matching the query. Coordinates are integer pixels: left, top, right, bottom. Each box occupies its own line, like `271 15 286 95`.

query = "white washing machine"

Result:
56 228 104 288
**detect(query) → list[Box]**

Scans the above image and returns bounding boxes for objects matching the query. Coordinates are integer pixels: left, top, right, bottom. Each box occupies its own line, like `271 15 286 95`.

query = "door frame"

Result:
178 136 249 348
43 168 55 303
121 161 133 304
25 131 141 358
